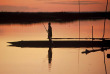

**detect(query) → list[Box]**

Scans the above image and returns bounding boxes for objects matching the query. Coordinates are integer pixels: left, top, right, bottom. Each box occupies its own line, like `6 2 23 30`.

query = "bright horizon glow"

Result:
0 0 110 12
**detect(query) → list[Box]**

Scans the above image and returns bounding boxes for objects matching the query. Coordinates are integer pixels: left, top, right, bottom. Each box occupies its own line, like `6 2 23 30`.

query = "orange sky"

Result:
0 0 109 12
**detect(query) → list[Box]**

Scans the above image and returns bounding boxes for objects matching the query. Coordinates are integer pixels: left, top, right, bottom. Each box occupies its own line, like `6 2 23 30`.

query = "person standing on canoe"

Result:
48 22 53 46
48 22 52 39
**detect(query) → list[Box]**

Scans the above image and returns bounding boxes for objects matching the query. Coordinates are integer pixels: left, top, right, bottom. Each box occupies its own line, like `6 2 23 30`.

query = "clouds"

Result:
0 0 109 12
0 5 37 12
35 0 101 5
48 1 102 5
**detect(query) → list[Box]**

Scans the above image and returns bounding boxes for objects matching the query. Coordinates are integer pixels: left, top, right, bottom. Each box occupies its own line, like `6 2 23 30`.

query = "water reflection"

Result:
1 20 110 74
103 51 107 74
82 47 110 74
48 46 52 70
82 47 110 55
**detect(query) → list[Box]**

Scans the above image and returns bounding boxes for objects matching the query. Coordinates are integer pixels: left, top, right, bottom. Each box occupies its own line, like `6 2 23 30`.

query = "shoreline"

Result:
0 12 110 24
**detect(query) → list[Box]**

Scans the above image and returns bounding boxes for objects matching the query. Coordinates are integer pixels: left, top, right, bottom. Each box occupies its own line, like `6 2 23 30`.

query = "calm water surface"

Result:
0 20 110 74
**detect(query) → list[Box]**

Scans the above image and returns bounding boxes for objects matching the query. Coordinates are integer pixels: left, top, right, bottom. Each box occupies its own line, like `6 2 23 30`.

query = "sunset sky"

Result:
0 0 110 12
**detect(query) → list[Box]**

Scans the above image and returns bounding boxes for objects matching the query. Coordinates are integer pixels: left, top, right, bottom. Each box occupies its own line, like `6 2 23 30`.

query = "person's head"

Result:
48 22 51 26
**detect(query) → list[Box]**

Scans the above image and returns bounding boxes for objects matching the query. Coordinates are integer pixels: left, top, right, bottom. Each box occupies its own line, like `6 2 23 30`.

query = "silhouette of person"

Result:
48 22 52 39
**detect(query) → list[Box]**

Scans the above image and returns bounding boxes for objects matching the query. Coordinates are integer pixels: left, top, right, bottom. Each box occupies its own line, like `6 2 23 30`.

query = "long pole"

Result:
78 0 80 39
92 25 94 49
92 26 93 41
102 0 108 38
78 0 80 74
102 1 108 74
42 23 48 33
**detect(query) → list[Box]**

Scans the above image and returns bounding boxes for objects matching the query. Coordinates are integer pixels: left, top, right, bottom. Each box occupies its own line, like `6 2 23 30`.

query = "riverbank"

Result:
0 12 110 24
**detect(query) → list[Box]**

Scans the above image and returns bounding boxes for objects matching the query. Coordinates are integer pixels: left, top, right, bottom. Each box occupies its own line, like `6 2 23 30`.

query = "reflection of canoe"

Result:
8 40 110 48
82 47 110 55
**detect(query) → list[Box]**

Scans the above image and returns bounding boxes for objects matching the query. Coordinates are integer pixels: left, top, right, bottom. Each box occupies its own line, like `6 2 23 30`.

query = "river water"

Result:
0 19 110 74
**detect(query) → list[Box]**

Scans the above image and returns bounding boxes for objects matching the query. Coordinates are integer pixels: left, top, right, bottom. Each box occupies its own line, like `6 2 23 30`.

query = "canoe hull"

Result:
8 40 110 48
